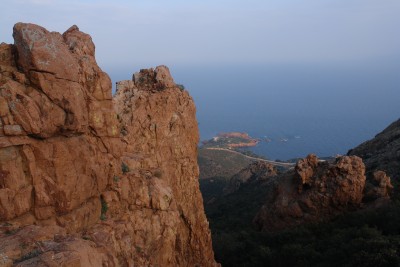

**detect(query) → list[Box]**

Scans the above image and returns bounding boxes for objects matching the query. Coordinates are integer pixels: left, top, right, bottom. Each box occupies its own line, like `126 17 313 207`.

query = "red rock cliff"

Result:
0 23 218 266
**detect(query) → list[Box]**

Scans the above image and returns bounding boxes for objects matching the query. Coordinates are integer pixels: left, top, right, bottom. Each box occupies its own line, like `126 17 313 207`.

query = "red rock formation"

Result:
363 171 393 201
218 132 259 148
0 23 218 266
296 154 319 190
254 154 367 232
218 132 252 139
227 141 259 148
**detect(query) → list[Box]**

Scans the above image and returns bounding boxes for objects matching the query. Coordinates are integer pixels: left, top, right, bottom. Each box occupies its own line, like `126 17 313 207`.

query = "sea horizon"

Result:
108 60 400 160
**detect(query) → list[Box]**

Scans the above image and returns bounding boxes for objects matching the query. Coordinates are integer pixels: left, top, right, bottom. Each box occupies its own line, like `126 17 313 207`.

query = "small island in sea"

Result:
201 132 259 149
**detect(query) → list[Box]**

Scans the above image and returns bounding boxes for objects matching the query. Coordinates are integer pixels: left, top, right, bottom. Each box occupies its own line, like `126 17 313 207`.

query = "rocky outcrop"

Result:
348 119 399 198
0 23 218 266
223 161 277 195
201 132 259 149
254 154 367 232
254 119 400 233
363 171 393 201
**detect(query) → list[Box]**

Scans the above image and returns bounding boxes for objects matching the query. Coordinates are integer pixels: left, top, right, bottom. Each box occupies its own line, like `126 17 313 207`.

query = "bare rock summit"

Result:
0 23 218 267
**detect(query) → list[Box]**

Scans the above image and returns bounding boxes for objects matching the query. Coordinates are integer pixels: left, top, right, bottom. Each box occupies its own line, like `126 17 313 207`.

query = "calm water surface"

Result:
110 61 400 160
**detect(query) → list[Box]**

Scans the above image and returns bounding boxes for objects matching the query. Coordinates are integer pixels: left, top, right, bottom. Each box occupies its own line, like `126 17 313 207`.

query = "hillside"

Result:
201 120 399 266
348 119 400 198
198 148 254 180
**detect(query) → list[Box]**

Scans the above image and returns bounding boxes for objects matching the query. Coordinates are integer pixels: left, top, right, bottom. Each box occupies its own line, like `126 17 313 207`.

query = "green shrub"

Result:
204 179 400 267
100 197 108 221
121 162 130 174
154 170 162 178
15 249 41 263
5 228 18 235
177 84 185 91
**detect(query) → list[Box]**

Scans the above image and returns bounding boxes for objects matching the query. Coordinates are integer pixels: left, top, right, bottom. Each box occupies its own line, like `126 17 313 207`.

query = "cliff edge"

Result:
0 23 218 266
348 119 399 199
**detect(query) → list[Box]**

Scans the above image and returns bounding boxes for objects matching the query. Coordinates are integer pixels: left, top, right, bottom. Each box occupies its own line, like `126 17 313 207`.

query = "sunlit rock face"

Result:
0 23 218 267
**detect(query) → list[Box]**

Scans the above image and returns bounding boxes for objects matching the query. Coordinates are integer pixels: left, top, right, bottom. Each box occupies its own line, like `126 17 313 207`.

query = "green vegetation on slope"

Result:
201 120 400 267
199 177 228 204
198 148 253 180
203 181 400 267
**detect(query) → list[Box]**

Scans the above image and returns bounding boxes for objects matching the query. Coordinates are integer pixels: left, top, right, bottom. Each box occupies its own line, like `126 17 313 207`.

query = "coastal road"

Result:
204 147 296 168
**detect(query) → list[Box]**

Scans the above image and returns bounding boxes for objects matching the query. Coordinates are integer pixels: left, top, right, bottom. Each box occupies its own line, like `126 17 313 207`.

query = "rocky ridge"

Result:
254 154 391 232
0 23 217 266
348 119 399 198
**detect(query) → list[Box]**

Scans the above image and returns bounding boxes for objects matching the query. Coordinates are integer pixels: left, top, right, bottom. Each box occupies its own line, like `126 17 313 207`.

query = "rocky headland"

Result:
0 23 218 266
201 132 259 149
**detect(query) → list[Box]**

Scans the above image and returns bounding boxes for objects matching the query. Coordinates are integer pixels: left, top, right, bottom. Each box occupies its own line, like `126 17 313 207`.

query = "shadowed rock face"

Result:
0 23 218 266
223 161 277 195
363 171 393 202
254 154 367 232
348 119 399 198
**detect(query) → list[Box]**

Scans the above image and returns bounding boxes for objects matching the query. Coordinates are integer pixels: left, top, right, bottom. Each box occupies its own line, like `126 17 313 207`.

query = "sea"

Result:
109 60 400 161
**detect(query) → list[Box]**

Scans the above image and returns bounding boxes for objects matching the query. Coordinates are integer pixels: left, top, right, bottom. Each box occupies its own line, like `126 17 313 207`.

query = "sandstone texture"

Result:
0 23 218 266
254 154 367 232
348 119 399 198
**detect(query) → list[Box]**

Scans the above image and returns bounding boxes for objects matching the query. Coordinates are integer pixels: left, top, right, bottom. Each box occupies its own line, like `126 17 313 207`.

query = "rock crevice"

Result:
0 23 218 266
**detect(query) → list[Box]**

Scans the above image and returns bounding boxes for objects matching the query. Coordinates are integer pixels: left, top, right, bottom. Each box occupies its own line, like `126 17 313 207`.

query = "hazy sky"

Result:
2 0 400 70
